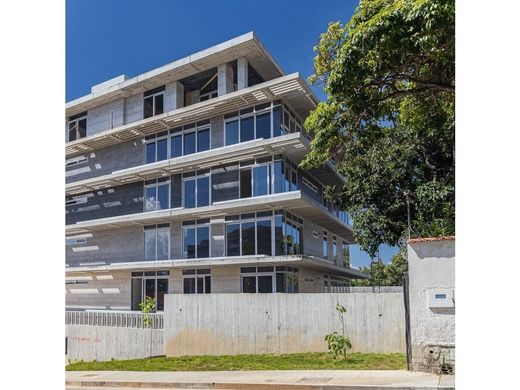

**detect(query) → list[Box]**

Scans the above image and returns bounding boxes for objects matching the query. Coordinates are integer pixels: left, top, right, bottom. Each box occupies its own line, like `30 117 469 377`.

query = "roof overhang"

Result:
66 73 318 157
65 255 369 279
66 133 309 196
65 191 354 241
66 32 285 117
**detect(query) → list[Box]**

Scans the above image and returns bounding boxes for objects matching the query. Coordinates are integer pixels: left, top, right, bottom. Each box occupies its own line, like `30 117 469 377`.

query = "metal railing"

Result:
65 310 164 329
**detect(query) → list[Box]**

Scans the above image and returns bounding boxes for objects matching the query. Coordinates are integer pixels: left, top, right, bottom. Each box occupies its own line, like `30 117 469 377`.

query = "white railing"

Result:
65 310 163 329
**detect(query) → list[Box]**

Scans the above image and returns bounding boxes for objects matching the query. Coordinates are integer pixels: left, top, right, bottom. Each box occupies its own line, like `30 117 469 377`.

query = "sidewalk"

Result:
66 370 455 389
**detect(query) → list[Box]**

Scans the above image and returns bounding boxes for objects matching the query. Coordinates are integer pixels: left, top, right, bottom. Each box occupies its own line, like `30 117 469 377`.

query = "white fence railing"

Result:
65 311 163 329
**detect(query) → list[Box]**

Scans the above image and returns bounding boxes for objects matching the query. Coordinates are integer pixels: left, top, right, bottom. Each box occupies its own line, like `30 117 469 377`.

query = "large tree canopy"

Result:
302 0 455 256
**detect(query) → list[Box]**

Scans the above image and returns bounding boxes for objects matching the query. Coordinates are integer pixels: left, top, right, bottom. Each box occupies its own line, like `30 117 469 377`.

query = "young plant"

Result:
325 303 352 360
139 296 156 327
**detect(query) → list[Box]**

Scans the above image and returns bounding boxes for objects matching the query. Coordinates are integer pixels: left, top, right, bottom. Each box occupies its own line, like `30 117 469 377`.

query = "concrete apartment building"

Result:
65 32 367 311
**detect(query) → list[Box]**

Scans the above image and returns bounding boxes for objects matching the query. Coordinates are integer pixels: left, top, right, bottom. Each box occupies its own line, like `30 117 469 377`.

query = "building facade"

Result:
65 32 367 311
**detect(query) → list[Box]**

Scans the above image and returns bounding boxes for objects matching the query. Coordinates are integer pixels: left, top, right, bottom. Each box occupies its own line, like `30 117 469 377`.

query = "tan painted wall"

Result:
164 293 405 356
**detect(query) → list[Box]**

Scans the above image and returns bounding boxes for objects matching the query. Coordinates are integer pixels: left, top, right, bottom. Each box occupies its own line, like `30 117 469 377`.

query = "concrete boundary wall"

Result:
163 293 405 356
66 325 163 362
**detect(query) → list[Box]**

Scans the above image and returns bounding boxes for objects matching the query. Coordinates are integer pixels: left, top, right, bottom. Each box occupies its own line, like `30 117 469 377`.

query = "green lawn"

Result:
66 352 406 371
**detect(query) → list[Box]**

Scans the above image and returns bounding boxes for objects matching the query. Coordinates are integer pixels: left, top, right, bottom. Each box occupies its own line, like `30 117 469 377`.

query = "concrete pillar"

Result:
218 63 234 96
190 90 200 105
237 57 248 90
165 81 184 110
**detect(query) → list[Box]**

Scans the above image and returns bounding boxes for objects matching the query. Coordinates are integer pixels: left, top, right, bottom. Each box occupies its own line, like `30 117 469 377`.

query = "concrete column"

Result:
165 81 184 111
190 90 200 105
237 57 248 90
218 63 234 96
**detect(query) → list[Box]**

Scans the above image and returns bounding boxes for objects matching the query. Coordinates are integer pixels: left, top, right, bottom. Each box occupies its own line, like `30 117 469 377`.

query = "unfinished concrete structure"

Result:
65 32 367 311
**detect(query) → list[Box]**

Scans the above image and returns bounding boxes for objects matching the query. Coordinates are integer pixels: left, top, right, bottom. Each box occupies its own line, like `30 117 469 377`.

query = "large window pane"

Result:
144 97 154 119
145 279 156 302
241 222 256 256
242 276 256 293
155 94 163 115
156 228 170 260
240 116 254 142
225 120 239 145
78 119 87 138
240 169 251 198
184 132 196 155
197 227 209 258
273 161 284 193
197 129 210 152
184 228 196 258
253 165 269 196
275 215 284 256
157 138 167 161
131 278 143 311
157 279 168 311
258 275 273 293
197 277 204 294
157 184 169 210
255 112 271 139
184 180 196 208
257 220 272 255
226 224 240 256
146 142 156 164
197 177 210 207
183 278 196 294
286 222 294 254
273 106 282 137
145 187 156 212
144 229 156 260
171 135 182 158
276 273 285 293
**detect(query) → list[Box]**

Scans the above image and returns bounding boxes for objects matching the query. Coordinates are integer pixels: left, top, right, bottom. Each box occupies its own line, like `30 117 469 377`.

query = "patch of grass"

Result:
66 352 406 371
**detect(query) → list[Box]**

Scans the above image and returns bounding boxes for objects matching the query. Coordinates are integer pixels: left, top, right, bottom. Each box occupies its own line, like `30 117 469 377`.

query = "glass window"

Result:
225 119 239 145
156 227 170 260
273 106 282 137
145 186 156 212
78 118 87 138
144 229 156 260
241 222 256 256
144 225 170 261
184 132 196 155
157 278 168 310
183 228 196 258
255 112 271 139
131 273 169 311
275 215 284 256
155 94 163 115
68 114 87 142
258 275 273 293
253 165 269 196
157 138 167 161
240 116 254 142
171 135 182 158
184 179 196 208
197 226 210 258
226 224 240 256
157 182 169 210
144 180 170 211
257 220 272 255
276 272 285 293
273 161 284 193
323 233 328 259
240 168 252 198
197 128 210 152
197 176 210 207
144 96 154 119
145 142 156 164
242 276 256 293
183 278 196 294
131 278 142 311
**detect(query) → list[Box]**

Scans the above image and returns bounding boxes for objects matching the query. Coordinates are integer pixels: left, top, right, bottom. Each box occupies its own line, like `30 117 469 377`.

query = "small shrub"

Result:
139 296 156 327
325 332 352 360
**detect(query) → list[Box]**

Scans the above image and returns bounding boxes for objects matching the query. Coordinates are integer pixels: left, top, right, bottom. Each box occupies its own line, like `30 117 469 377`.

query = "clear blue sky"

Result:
66 0 398 267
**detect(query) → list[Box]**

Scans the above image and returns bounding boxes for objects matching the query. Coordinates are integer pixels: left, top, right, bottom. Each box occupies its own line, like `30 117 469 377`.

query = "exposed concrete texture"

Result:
237 56 248 89
66 325 163 362
210 115 224 149
164 293 405 356
164 81 184 111
408 238 455 374
66 370 455 389
124 93 144 124
66 139 144 183
299 267 325 293
86 98 125 136
218 63 234 95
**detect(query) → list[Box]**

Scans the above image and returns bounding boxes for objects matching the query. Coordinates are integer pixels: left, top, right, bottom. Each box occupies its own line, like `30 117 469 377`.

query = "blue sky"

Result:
66 0 398 267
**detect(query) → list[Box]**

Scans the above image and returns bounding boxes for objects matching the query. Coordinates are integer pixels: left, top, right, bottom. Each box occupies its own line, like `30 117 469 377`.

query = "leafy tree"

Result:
351 251 408 286
302 0 455 256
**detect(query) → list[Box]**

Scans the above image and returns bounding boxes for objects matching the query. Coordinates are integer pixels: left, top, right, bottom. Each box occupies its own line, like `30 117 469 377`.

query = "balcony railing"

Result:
65 310 163 329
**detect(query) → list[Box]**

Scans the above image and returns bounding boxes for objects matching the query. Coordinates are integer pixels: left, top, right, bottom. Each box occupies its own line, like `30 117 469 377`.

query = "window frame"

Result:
143 88 165 119
182 221 211 259
131 270 170 311
143 177 171 212
143 224 171 261
182 170 211 208
67 113 87 142
225 213 275 257
182 269 212 294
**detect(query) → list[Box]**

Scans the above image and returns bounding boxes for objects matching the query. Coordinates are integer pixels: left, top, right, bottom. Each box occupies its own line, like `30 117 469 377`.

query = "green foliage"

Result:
302 0 455 256
325 303 352 360
351 250 408 286
343 244 351 268
139 296 156 327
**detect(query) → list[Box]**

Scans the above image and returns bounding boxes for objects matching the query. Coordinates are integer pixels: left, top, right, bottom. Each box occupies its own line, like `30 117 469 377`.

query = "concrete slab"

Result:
66 370 455 389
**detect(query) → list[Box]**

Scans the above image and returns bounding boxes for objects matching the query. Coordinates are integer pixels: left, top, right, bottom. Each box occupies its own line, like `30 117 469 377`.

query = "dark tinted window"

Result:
275 215 284 256
257 220 272 256
171 135 182 158
240 116 254 142
197 129 210 152
197 226 209 258
276 273 285 293
225 120 239 145
157 279 168 310
242 276 256 293
240 169 251 198
256 112 271 139
78 118 87 138
184 228 196 258
157 138 167 161
144 96 154 119
146 142 156 164
184 132 196 155
155 94 163 115
184 180 196 208
226 224 240 256
197 176 210 207
273 106 282 137
258 275 273 293
273 161 284 193
241 222 255 256
183 278 195 294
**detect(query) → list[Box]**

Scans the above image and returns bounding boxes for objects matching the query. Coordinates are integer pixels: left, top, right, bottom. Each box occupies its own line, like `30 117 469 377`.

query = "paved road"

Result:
66 370 455 389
